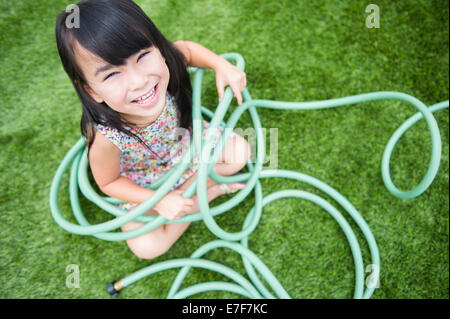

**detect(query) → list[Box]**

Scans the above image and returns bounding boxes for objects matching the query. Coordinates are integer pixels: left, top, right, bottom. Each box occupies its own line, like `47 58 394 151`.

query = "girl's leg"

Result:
121 215 187 260
213 132 251 176
120 174 238 260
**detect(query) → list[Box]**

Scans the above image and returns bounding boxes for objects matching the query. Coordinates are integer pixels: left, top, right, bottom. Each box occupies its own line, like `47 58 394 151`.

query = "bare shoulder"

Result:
89 130 120 161
88 130 121 189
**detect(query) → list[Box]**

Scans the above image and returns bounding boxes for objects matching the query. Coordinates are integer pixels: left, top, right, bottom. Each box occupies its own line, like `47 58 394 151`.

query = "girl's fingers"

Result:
217 85 224 102
235 73 246 104
237 93 243 105
231 85 243 105
174 189 184 195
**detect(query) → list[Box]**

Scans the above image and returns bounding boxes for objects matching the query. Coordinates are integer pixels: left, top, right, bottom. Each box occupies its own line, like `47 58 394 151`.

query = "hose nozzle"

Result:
107 280 124 297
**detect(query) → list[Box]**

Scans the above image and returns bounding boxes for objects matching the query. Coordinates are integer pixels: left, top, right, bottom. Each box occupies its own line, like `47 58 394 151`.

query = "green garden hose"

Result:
49 53 448 299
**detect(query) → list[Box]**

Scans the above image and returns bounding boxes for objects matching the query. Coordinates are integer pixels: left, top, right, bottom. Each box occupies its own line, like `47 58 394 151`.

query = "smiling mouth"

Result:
132 83 158 105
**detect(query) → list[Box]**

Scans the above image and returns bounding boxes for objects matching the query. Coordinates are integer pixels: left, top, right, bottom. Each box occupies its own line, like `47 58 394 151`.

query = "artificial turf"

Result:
0 0 448 298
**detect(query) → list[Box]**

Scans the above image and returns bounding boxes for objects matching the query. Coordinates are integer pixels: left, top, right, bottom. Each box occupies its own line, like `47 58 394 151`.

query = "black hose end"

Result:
107 281 120 298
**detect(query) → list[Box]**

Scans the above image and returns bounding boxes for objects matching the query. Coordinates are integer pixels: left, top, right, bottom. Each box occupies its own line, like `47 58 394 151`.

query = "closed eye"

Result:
103 51 150 81
104 72 118 81
138 51 150 61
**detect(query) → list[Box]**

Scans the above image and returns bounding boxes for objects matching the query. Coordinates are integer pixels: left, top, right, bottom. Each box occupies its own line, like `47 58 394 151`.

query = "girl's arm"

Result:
88 131 194 219
173 40 247 104
173 40 228 72
88 131 157 204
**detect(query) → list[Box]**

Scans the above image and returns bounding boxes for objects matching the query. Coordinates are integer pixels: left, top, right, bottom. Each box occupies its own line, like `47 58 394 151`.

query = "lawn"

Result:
0 0 448 299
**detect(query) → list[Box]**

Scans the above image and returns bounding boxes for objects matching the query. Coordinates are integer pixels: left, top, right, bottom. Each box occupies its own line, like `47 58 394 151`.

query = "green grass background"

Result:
0 0 448 299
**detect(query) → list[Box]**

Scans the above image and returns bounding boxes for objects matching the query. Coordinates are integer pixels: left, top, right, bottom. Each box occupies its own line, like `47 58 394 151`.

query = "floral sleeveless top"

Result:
95 92 225 201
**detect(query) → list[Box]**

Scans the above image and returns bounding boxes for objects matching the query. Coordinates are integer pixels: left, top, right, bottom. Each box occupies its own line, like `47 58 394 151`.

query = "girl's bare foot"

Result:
217 182 246 195
184 183 246 215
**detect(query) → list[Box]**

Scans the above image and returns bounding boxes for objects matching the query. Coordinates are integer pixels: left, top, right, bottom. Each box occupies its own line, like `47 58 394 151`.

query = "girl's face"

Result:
74 41 170 127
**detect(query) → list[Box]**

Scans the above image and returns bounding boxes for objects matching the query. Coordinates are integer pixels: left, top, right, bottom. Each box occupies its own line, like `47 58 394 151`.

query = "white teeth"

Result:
135 85 156 103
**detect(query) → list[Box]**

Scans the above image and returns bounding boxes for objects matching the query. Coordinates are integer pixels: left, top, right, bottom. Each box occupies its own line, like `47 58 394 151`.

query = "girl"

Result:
55 0 251 259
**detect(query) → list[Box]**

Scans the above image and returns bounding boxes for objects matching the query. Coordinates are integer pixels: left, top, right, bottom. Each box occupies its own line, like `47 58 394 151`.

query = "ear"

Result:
83 84 104 104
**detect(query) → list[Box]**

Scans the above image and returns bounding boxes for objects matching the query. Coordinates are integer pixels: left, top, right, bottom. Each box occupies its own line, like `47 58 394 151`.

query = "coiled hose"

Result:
49 53 448 299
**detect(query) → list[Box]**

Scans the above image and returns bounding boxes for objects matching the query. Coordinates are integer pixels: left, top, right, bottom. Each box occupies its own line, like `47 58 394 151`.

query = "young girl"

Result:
55 0 251 259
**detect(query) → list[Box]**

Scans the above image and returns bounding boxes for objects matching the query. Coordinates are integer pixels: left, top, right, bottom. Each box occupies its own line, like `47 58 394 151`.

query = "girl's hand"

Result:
154 189 194 221
215 61 247 105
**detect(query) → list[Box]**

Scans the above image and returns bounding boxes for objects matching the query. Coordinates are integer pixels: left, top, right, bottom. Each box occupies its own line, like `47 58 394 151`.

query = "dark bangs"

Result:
55 0 192 149
71 0 154 66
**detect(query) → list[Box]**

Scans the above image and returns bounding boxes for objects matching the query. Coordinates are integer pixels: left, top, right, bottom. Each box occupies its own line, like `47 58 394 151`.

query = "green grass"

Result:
0 0 448 299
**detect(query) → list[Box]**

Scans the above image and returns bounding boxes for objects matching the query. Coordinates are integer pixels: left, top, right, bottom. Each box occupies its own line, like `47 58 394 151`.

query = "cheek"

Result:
157 63 171 90
103 85 128 106
162 61 170 79
144 57 170 82
163 64 170 83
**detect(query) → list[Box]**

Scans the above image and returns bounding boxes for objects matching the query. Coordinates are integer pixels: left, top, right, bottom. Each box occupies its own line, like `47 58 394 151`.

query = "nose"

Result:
127 65 148 92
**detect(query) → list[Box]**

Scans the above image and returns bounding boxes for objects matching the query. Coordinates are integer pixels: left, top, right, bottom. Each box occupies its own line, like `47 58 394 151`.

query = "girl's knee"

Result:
129 239 169 260
124 227 170 260
231 135 251 170
221 134 251 166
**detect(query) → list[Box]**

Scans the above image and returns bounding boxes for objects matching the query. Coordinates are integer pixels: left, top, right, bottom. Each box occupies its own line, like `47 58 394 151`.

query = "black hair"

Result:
55 0 192 150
